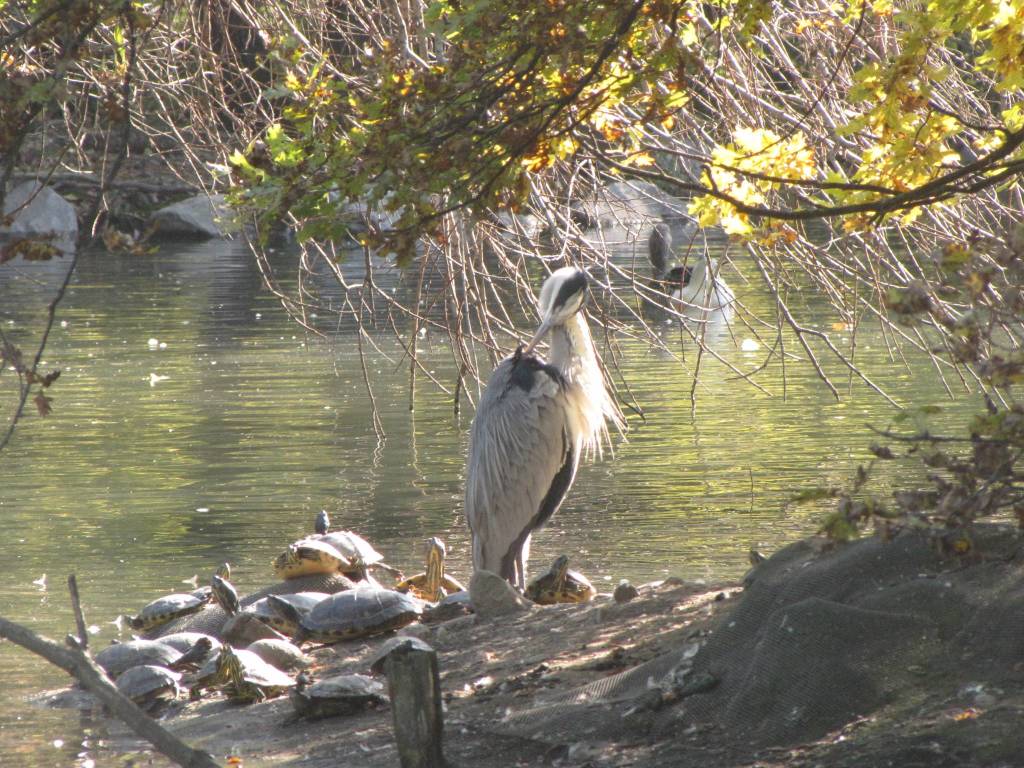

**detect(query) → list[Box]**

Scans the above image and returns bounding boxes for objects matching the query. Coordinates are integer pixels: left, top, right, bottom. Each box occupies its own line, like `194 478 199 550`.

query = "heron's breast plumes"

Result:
554 314 623 459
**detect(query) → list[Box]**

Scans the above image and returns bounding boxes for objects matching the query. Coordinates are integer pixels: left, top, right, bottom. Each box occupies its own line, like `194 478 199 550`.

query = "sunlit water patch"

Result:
0 237 978 765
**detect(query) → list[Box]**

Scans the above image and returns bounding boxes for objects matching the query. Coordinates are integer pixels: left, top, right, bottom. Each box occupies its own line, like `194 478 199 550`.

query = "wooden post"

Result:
379 637 446 768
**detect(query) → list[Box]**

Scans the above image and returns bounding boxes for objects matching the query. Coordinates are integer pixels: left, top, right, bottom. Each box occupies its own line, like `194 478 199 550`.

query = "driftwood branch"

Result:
0 616 219 768
67 574 88 650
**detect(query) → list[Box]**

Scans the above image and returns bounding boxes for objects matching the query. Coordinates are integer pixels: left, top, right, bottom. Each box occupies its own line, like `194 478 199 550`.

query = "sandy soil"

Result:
96 579 733 767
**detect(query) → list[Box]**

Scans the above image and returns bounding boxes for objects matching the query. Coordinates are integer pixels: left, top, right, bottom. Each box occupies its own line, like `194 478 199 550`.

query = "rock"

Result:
469 571 532 620
613 580 639 604
492 211 543 240
397 622 434 641
2 181 78 241
221 612 287 646
147 193 231 239
571 180 688 231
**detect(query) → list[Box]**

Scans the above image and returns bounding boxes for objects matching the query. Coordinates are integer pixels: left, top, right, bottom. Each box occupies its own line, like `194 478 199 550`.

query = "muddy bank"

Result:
56 524 1024 767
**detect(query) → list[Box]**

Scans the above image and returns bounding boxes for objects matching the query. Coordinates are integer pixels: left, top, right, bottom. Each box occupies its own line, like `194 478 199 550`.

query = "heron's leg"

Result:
516 535 532 591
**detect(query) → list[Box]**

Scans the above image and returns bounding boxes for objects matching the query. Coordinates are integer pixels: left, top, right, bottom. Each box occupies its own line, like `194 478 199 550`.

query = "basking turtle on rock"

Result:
280 586 423 644
248 592 332 635
115 665 181 713
395 537 465 602
310 512 403 581
217 645 295 703
290 671 388 720
211 574 240 616
274 539 353 580
129 592 211 631
526 555 596 605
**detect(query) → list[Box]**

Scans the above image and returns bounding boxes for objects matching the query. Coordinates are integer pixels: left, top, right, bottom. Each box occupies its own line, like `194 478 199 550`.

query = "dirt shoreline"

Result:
51 526 1024 768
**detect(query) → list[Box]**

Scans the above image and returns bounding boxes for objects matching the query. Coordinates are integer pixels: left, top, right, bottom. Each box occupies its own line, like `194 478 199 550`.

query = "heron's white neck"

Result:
549 313 618 457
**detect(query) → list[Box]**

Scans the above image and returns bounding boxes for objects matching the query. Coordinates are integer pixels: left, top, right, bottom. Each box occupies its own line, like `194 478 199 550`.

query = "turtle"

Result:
748 549 767 566
146 572 358 640
525 555 596 605
96 639 182 678
274 539 353 580
290 672 388 720
215 562 231 580
188 649 234 699
421 590 473 623
312 520 402 580
395 538 465 602
129 592 210 631
246 639 312 672
218 645 295 703
211 574 241 616
155 632 222 657
284 587 423 644
115 665 181 712
249 592 332 635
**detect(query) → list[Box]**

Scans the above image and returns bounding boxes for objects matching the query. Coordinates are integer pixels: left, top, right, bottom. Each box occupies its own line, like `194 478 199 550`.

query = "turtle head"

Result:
550 555 571 584
315 510 330 535
424 538 447 601
211 574 240 616
217 646 242 685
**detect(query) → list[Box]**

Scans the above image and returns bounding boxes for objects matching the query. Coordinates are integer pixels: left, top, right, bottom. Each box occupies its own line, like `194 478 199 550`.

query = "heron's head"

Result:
524 267 588 354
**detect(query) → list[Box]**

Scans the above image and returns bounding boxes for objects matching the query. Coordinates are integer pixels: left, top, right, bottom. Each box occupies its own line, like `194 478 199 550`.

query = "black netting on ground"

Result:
496 525 1024 754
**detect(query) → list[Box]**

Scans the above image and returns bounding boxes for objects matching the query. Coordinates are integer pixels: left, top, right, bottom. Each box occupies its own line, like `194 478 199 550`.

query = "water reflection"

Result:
0 236 978 765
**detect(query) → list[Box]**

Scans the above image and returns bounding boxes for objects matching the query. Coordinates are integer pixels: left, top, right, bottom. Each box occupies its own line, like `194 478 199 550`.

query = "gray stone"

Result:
397 622 434 641
572 180 689 231
2 181 78 240
147 193 231 239
221 612 287 646
469 570 532 620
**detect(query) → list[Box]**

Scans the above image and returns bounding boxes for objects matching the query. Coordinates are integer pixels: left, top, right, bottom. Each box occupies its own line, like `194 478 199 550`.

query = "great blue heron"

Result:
465 266 621 589
648 223 735 310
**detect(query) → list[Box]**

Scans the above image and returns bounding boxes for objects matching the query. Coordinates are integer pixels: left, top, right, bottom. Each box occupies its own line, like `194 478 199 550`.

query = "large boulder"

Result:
571 180 689 232
469 570 532 619
147 193 231 239
2 181 78 241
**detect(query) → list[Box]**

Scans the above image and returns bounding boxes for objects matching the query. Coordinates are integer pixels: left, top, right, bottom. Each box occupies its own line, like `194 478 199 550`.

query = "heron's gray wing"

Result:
465 355 578 579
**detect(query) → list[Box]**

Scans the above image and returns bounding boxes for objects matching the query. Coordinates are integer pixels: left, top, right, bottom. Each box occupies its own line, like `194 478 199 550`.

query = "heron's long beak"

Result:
523 317 554 355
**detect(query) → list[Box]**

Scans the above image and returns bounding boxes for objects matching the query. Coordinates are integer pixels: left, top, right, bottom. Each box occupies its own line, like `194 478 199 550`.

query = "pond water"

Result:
0 235 977 765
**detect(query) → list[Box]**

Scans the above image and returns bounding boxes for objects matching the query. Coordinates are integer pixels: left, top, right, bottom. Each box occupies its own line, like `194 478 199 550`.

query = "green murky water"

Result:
0 235 977 765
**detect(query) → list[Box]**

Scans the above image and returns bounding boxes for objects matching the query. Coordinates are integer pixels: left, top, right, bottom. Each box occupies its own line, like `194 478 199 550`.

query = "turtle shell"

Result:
129 593 209 631
145 572 356 640
274 540 351 580
395 574 466 602
246 639 312 672
291 674 387 720
156 632 222 656
296 587 422 643
316 531 383 565
96 640 182 678
116 665 181 707
219 647 295 703
526 565 596 605
248 591 331 634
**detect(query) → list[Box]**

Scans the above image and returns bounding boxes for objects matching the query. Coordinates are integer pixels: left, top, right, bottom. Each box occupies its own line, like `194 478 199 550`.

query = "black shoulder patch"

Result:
667 265 694 286
505 352 563 394
551 270 588 311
